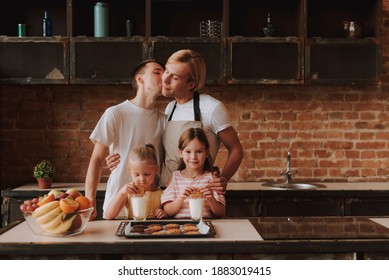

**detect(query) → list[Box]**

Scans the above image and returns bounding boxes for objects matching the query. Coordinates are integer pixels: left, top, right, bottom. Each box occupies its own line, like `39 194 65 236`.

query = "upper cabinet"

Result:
0 0 382 85
0 0 68 84
305 0 381 84
228 0 304 84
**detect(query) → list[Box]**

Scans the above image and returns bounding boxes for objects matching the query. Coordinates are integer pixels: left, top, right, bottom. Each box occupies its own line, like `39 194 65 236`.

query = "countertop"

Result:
2 217 389 259
7 181 389 192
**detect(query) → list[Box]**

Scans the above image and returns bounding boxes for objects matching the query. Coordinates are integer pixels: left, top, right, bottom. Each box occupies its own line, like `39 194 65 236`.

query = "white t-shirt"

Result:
90 100 166 215
164 93 231 135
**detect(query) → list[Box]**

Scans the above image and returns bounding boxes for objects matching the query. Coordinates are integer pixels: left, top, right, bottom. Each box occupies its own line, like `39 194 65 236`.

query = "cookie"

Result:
184 230 200 235
190 188 203 199
136 184 146 196
151 230 166 235
165 223 180 230
148 224 163 230
183 225 199 232
183 223 196 227
132 224 147 229
166 228 182 235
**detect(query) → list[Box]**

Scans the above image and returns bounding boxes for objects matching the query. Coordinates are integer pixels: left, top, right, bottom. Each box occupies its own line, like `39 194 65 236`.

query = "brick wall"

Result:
1 3 389 189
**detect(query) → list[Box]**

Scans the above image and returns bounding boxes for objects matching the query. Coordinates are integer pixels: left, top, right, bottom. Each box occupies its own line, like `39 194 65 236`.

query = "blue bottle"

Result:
42 11 52 37
94 2 109 37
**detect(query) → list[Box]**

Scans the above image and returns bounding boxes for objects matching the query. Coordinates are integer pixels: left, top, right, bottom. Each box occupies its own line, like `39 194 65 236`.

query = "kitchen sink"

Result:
263 182 326 190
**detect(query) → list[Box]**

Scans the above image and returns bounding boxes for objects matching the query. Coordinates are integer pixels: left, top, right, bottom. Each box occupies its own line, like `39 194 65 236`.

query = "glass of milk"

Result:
131 195 148 221
189 198 205 221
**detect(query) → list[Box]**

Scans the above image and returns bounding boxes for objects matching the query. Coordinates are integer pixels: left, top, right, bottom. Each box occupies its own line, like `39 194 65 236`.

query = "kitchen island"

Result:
3 182 389 226
1 217 389 260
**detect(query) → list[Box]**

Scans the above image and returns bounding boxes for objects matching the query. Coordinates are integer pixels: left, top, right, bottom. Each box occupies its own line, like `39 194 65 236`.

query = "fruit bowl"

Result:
23 207 93 237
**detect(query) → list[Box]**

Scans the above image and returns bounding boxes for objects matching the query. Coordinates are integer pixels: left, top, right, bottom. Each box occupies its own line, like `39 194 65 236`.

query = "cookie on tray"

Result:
166 228 182 235
131 227 145 233
144 224 163 234
182 225 199 232
151 230 166 235
184 230 201 235
165 223 180 230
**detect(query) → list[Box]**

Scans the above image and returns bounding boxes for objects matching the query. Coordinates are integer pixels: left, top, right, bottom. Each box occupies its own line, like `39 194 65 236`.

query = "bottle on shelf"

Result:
42 11 52 37
262 12 276 37
94 2 109 37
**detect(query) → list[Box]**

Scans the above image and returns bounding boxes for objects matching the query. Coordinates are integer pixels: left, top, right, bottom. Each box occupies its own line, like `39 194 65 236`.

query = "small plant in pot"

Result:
33 160 55 189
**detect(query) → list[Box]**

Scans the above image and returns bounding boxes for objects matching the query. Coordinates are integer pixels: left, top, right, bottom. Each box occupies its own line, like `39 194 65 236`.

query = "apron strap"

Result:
167 101 177 121
193 91 201 121
167 91 201 122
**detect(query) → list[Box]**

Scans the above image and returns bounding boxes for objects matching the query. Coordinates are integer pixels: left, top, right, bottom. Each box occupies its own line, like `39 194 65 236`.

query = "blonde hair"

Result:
167 49 206 91
128 144 158 167
177 128 212 171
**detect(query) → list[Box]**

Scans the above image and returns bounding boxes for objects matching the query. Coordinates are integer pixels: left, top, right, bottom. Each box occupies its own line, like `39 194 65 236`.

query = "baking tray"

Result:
115 220 216 238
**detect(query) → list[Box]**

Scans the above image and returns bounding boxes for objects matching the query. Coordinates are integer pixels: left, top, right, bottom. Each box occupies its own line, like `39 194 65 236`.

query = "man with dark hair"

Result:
85 59 166 220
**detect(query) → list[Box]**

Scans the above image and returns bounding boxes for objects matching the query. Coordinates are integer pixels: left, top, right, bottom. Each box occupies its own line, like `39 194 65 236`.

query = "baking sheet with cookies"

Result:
115 220 216 238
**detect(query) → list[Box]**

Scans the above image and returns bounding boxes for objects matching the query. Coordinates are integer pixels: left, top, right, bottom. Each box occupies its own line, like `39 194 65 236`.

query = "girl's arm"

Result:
163 186 192 217
104 183 136 219
201 187 226 217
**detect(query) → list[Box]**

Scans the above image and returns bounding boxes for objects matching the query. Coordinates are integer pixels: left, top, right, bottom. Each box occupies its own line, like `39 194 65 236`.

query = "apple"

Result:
66 188 82 199
48 190 63 199
55 193 69 200
68 214 82 231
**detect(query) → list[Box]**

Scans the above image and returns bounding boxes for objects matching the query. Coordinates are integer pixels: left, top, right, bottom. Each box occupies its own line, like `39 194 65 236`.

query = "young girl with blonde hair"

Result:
105 144 167 219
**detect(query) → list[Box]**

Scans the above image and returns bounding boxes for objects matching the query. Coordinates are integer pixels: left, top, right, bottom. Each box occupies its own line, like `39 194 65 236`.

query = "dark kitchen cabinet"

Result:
0 0 68 84
345 197 389 216
0 0 382 85
260 196 344 217
305 0 381 84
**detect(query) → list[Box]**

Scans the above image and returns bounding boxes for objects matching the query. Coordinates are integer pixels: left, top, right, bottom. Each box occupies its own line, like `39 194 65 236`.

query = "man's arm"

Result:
217 126 244 181
85 141 109 220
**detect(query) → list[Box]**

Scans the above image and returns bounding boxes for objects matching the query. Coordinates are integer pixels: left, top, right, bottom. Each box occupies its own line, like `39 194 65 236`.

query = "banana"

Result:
45 214 78 234
32 200 60 218
35 206 62 225
40 212 64 230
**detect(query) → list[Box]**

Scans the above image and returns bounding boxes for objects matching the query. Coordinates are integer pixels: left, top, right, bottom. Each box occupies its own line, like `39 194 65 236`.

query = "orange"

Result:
37 194 55 207
75 196 91 211
59 198 79 214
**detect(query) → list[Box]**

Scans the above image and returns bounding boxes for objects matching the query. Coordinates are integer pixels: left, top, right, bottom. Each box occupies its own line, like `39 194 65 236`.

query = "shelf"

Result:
306 39 379 84
0 0 383 85
229 0 303 37
307 0 380 38
228 37 303 84
151 0 223 37
71 0 146 37
0 37 68 84
70 37 147 84
0 0 68 37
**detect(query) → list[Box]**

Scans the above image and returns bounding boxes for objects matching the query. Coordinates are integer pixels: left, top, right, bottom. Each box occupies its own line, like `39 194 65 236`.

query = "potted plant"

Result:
33 160 55 189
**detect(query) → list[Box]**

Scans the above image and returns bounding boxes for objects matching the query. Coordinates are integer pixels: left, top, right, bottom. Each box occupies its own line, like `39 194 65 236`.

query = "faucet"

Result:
281 152 292 184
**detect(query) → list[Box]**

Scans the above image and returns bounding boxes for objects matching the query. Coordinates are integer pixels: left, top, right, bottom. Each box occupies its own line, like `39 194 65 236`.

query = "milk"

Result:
131 195 148 221
189 198 204 221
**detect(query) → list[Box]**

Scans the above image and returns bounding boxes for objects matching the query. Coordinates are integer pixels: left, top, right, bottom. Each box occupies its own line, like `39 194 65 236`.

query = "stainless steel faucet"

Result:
281 151 292 184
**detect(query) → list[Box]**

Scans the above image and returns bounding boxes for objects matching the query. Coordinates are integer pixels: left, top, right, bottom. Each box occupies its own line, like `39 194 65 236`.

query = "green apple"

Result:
65 188 82 199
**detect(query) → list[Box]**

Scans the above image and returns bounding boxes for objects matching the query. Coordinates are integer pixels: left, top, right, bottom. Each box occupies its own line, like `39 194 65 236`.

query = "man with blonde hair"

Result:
161 49 243 187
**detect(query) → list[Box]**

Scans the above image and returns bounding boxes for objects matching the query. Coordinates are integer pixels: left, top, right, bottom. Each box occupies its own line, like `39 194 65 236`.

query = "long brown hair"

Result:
177 128 212 171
